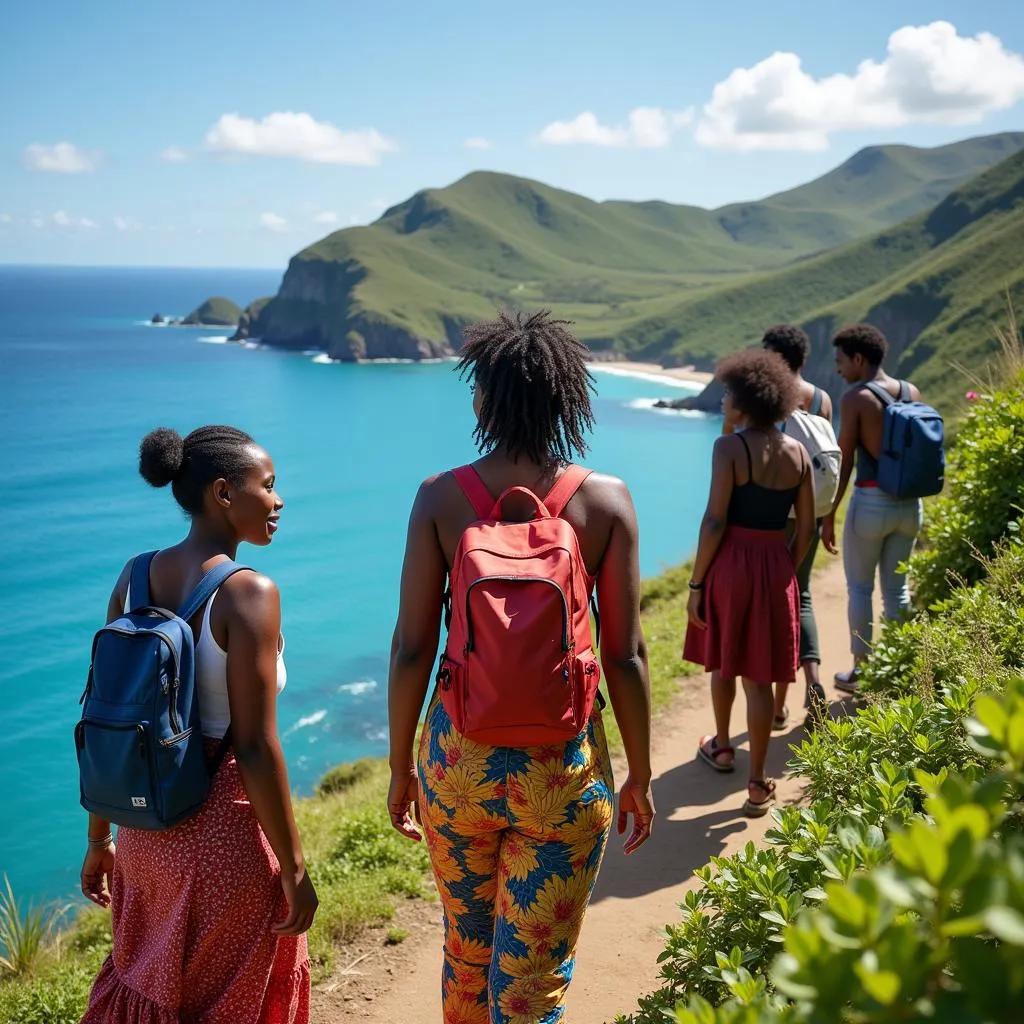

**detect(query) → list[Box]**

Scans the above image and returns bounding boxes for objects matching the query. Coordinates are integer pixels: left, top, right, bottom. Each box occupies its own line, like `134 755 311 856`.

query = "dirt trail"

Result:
313 557 854 1023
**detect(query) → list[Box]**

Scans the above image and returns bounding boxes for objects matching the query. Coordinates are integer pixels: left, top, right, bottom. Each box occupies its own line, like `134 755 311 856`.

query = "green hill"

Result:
251 132 1024 359
626 146 1024 411
182 296 243 326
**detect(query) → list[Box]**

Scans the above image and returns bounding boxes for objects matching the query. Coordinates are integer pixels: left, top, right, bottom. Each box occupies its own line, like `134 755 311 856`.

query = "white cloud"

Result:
259 212 289 232
23 142 98 173
160 146 188 163
0 213 11 224
52 210 98 229
697 21 1024 152
30 216 45 229
205 112 398 165
537 106 693 148
113 216 142 231
464 136 493 150
312 210 338 225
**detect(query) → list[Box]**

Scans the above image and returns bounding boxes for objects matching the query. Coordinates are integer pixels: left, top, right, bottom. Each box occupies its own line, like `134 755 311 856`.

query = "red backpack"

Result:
436 463 602 747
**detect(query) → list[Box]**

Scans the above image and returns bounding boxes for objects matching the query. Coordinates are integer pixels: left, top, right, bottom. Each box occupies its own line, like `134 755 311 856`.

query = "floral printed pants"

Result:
417 691 615 1024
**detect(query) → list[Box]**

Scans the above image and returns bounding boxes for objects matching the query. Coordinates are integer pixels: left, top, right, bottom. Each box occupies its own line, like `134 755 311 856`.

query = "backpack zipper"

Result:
463 575 571 654
92 627 182 734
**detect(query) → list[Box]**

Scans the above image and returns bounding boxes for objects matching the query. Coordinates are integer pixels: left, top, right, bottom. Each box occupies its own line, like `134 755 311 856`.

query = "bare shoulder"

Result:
413 470 457 515
819 389 834 421
218 569 280 624
580 470 633 514
907 381 923 402
841 386 871 413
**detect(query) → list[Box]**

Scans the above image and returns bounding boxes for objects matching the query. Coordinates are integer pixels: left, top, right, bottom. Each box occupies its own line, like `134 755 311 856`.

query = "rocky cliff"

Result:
251 257 456 360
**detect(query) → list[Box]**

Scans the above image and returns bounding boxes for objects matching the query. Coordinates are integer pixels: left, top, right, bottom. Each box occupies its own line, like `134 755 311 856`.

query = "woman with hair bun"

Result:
684 350 815 817
80 425 316 1024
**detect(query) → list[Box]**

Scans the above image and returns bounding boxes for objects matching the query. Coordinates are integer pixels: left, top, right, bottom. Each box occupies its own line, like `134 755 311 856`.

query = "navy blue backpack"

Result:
863 381 946 500
75 552 249 830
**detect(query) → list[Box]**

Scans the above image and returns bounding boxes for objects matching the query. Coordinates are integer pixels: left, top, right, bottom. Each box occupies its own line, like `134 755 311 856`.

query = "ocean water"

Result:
0 265 720 903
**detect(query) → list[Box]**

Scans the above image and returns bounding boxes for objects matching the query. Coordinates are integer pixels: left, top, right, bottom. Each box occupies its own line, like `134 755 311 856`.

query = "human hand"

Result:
821 514 838 555
686 589 706 630
617 775 655 855
387 768 422 842
274 866 319 935
81 842 116 908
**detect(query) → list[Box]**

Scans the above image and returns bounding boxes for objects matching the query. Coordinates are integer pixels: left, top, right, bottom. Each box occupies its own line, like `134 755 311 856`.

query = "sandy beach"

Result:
587 360 714 388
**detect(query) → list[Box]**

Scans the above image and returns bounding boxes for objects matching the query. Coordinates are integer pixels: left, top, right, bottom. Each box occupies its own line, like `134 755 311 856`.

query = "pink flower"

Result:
965 390 979 401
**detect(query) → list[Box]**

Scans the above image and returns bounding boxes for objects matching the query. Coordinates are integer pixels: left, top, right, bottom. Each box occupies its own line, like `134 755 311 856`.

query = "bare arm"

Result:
689 437 736 588
80 560 133 906
595 480 654 854
820 390 834 424
224 573 317 935
822 391 860 553
386 478 446 840
791 448 816 569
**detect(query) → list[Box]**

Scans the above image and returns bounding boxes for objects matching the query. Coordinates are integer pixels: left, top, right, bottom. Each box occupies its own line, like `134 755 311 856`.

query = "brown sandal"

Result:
698 735 735 772
743 779 776 817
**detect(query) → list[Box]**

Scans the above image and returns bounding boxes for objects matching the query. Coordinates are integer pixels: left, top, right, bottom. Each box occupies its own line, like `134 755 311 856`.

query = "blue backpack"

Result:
863 381 945 499
75 552 249 830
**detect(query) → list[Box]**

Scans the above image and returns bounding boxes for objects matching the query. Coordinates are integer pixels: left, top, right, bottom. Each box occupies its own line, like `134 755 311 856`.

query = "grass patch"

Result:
385 928 409 946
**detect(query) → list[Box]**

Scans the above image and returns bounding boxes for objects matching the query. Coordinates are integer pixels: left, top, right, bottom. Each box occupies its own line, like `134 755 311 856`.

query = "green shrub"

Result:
910 373 1024 609
673 678 1024 1024
0 875 69 978
317 758 376 797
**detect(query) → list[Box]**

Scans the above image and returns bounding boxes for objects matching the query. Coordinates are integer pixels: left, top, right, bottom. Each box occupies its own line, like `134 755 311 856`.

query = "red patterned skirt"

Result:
683 526 800 685
80 745 310 1024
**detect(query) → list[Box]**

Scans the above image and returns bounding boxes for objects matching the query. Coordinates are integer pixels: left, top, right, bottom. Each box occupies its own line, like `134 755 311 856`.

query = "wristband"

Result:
688 580 704 591
88 833 114 849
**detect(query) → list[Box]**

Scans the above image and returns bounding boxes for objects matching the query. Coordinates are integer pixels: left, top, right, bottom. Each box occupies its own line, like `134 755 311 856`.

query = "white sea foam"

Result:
627 397 709 418
311 353 335 364
590 365 704 390
338 679 377 696
198 335 230 345
363 726 388 743
285 709 327 736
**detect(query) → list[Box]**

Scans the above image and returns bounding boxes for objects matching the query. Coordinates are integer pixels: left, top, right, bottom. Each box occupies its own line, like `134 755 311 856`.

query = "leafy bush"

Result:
0 875 68 978
317 757 376 797
673 678 1024 1024
910 371 1024 610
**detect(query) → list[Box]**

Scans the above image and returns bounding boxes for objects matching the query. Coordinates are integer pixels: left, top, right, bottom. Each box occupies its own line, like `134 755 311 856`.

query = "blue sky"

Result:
1 0 1022 268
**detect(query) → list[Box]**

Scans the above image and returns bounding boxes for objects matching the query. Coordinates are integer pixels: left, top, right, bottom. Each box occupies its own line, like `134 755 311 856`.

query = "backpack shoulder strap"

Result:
898 380 912 402
451 465 495 521
177 561 251 623
810 387 824 417
128 551 158 611
862 381 895 407
543 465 593 519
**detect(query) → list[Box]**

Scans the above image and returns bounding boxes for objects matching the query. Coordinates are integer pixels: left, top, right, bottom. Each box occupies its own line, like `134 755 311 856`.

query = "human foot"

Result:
697 735 735 772
743 779 776 817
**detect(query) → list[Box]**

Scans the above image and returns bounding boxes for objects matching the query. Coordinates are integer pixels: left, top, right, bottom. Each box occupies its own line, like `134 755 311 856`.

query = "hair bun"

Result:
139 427 185 488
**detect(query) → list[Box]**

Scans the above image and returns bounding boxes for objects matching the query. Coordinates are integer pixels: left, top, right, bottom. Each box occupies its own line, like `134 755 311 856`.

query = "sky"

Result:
1 0 1023 268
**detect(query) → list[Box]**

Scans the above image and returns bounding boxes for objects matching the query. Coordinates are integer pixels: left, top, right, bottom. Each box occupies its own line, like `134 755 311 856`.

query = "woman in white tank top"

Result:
80 424 316 1024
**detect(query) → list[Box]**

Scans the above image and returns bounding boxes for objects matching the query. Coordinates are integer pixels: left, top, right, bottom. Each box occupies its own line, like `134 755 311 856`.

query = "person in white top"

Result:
80 424 316 1024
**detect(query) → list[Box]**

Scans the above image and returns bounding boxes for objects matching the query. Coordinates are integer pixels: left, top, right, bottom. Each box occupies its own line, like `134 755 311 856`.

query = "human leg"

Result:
699 671 737 768
491 717 614 1022
742 678 776 816
839 489 890 685
878 499 923 623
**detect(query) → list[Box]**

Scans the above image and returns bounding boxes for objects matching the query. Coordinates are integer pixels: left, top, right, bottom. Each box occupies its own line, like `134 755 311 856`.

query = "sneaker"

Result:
834 669 860 694
804 682 827 730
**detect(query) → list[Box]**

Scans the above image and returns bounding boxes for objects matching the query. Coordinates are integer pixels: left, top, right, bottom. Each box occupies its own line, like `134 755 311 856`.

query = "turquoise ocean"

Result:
0 265 720 903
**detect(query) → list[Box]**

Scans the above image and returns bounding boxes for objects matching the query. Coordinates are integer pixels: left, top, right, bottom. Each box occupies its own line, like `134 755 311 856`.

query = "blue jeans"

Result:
843 487 923 659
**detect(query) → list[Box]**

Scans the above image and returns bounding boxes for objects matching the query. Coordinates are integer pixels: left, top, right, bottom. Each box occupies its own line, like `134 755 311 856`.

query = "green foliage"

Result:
670 679 1024 1024
317 757 376 797
0 875 68 977
910 377 1024 609
385 927 408 945
182 296 243 325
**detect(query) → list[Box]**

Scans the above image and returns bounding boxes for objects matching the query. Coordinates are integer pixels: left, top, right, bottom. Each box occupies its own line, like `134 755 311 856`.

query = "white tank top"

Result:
125 583 288 739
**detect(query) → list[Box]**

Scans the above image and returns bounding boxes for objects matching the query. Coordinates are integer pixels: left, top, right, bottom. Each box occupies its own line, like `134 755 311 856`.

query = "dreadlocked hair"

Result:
139 424 259 516
457 309 596 465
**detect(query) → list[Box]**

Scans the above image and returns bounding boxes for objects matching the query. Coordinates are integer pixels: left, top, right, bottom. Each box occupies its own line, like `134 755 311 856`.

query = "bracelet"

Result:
688 580 704 591
88 833 114 848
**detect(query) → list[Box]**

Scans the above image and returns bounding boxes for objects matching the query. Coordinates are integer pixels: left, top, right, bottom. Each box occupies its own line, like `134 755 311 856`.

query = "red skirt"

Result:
80 745 310 1024
683 525 799 685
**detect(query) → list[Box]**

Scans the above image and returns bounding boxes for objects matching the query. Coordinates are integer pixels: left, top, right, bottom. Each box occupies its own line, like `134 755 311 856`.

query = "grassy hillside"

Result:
252 133 1024 358
182 297 242 326
625 147 1024 411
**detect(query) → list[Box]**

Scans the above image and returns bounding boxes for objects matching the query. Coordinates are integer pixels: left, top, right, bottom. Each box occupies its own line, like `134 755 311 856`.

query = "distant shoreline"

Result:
587 360 713 388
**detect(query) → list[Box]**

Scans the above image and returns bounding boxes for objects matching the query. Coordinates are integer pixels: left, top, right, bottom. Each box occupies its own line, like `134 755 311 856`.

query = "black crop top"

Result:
727 433 804 530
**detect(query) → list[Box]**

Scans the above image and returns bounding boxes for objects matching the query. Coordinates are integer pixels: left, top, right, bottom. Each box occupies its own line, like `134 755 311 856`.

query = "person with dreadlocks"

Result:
387 310 654 1023
80 425 316 1024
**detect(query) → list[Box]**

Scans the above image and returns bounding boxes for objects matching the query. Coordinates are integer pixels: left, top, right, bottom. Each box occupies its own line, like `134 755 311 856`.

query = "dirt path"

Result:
312 557 853 1023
